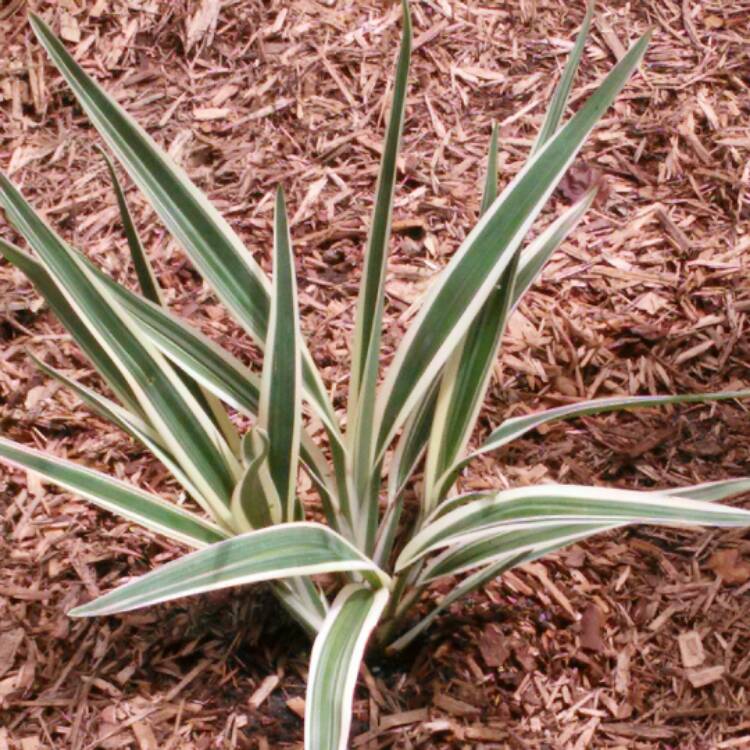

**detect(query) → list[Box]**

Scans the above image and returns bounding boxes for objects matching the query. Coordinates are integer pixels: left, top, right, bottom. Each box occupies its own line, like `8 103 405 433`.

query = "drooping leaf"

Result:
398 483 750 570
306 585 389 750
0 437 227 547
70 523 391 617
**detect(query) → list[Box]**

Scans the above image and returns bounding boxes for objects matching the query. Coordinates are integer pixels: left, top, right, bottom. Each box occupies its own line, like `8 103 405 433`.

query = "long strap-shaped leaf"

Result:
77 256 340 514
70 523 391 617
374 31 651 461
398 483 750 569
0 237 139 412
0 176 240 526
99 148 164 305
31 355 223 513
348 0 411 499
28 15 342 451
422 125 513 509
432 390 750 503
258 187 302 521
306 584 389 750
102 147 242 455
509 187 596 310
422 522 621 582
387 478 750 653
423 191 595 500
0 437 227 548
531 0 595 155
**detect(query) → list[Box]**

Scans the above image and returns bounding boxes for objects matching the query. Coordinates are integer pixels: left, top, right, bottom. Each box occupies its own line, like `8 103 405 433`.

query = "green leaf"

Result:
374 31 651 459
347 0 411 542
386 552 525 653
531 0 595 155
259 187 302 520
0 437 227 548
512 188 596 310
99 147 164 305
100 147 241 454
480 122 500 214
28 13 342 449
398 483 750 570
0 238 139 412
422 124 509 510
78 258 340 519
230 428 274 531
348 0 411 418
0 175 241 526
306 584 389 750
70 523 391 616
31 354 220 512
420 522 619 582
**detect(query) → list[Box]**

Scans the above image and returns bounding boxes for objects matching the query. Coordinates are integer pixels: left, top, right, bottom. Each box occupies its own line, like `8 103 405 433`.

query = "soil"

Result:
1 1 749 748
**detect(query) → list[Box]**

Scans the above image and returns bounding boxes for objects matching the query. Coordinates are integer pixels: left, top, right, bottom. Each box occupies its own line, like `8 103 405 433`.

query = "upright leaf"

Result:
531 0 595 155
28 13 343 449
258 187 303 521
374 32 651 460
348 0 412 500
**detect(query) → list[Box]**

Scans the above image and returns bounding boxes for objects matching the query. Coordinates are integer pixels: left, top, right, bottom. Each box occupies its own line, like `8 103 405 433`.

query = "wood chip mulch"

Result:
1 1 749 747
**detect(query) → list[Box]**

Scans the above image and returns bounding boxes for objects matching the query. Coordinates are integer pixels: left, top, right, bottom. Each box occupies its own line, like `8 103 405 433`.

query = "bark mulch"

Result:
1 0 749 747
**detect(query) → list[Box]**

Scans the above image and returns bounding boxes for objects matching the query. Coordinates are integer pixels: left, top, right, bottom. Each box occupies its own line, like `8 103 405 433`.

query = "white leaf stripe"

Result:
348 0 412 509
665 478 750 502
0 176 241 523
511 188 596 312
374 32 651 460
29 13 344 449
388 476 750 651
261 187 302 520
70 523 391 617
0 238 139 412
0 438 227 548
398 484 750 569
421 523 620 582
434 390 750 502
424 477 750 581
306 585 389 750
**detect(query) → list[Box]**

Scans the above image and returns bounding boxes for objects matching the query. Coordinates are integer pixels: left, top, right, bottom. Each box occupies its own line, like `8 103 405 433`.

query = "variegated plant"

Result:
2 4 749 748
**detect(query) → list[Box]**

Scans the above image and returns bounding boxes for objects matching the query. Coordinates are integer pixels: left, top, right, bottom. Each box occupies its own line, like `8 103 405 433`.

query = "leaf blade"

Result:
70 523 391 616
0 437 227 548
374 31 651 458
306 584 389 750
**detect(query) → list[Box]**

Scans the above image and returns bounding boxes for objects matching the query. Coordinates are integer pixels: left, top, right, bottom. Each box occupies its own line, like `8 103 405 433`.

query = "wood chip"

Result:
677 631 705 669
248 674 280 709
686 665 725 688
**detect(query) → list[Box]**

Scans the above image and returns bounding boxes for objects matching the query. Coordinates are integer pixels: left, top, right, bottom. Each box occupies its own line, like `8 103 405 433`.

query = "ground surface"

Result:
1 0 750 748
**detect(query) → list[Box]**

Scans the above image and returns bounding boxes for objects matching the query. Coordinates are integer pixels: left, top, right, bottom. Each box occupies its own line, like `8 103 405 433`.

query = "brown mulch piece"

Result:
1 0 750 747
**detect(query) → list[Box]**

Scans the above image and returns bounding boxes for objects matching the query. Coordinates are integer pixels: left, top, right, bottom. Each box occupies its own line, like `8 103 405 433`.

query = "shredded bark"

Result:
1 0 749 747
